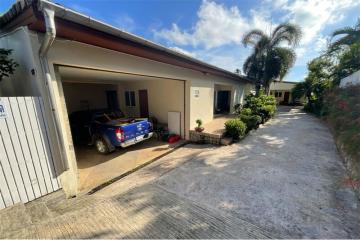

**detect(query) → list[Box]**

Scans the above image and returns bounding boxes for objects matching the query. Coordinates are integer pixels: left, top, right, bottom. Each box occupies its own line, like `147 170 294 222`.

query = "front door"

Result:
216 91 230 113
139 89 149 118
283 92 290 104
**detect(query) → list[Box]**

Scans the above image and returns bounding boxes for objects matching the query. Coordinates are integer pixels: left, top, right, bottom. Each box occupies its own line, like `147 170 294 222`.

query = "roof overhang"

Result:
0 0 252 83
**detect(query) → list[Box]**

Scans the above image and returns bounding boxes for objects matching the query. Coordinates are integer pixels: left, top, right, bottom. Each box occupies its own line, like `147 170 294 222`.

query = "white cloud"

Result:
114 14 136 32
152 0 360 81
155 0 272 49
277 0 360 44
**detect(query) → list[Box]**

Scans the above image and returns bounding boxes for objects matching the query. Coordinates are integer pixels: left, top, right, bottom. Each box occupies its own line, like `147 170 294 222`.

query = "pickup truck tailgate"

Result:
122 120 151 141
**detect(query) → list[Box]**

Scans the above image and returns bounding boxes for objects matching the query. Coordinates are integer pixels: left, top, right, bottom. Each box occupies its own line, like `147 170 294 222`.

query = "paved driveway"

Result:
1 107 359 238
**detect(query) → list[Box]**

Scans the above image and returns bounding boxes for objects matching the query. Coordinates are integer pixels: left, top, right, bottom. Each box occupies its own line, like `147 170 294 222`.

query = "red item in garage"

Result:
168 134 180 144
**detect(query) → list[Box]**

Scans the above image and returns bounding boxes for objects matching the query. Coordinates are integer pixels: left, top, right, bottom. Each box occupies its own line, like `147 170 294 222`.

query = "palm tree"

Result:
329 18 360 53
242 23 302 95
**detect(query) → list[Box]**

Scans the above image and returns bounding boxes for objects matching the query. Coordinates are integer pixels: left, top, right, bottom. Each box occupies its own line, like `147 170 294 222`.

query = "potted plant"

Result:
195 119 204 132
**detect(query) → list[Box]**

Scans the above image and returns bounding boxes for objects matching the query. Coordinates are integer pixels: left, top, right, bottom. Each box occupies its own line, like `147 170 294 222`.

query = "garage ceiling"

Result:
58 65 183 84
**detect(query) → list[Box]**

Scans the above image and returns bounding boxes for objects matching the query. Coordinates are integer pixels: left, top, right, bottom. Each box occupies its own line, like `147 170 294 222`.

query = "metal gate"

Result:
0 97 61 209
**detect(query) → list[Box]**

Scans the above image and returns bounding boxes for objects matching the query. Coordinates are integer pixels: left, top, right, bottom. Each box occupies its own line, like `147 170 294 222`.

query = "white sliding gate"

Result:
0 97 61 210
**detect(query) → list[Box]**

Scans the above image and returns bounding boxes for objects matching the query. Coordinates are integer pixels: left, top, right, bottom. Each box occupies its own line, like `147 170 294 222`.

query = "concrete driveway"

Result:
1 107 359 238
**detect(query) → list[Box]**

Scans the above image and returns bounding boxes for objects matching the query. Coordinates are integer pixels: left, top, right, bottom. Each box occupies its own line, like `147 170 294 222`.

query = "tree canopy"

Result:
0 49 18 82
328 18 360 53
242 23 302 95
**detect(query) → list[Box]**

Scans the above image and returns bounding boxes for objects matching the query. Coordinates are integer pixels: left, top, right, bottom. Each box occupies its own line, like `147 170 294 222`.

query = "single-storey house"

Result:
270 80 298 105
0 0 253 201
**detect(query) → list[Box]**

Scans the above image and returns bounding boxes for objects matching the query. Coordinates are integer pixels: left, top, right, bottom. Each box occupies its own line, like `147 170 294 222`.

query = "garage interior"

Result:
58 66 185 192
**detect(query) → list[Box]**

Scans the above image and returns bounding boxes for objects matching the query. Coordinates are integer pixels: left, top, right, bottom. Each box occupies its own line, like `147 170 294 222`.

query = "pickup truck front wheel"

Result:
95 137 110 154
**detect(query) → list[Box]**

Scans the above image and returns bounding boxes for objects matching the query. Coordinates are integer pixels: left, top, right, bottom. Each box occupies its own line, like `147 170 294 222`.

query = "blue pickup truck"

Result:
69 109 153 154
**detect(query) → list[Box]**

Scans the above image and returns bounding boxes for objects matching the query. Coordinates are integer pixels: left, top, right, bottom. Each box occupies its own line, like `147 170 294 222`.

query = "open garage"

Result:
59 66 185 191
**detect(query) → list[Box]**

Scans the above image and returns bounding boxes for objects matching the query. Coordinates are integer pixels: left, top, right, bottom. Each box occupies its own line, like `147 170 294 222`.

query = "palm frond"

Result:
271 23 302 47
331 27 355 37
242 29 267 47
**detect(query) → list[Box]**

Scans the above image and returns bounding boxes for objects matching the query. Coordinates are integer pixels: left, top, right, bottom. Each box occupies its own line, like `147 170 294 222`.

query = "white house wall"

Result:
44 37 248 135
117 79 185 137
62 82 118 114
0 27 39 96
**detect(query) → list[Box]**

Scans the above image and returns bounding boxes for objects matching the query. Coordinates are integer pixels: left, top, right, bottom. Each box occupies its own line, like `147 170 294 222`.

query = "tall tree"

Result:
242 23 301 95
0 49 18 82
332 43 360 85
292 57 332 104
329 18 360 53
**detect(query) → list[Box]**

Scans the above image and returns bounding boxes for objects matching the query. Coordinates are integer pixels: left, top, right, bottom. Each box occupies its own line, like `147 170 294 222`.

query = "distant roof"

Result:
272 80 299 84
0 0 252 83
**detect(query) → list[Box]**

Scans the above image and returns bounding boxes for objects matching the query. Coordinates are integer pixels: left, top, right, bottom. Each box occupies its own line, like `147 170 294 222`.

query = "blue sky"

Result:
1 0 360 82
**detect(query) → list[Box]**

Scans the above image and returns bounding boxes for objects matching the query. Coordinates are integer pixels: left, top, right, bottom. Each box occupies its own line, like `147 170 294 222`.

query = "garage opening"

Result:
58 66 185 192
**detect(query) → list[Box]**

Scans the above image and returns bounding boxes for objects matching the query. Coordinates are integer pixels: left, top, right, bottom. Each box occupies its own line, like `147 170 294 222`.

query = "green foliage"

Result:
323 86 360 178
195 119 203 128
260 105 276 119
239 114 262 132
329 18 360 53
0 49 18 82
242 23 302 94
332 43 360 85
241 107 253 115
244 93 277 121
292 57 333 115
225 119 247 140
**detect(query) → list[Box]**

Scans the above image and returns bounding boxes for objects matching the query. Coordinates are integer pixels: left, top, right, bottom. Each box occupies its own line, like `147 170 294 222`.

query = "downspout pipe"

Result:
39 8 56 56
38 6 69 170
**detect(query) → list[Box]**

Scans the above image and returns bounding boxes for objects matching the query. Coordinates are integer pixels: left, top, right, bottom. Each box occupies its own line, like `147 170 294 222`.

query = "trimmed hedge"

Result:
239 114 262 132
244 93 277 123
225 119 247 140
225 93 277 141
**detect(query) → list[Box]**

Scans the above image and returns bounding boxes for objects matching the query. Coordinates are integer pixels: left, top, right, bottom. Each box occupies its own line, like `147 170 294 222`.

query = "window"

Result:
125 91 136 107
275 91 283 97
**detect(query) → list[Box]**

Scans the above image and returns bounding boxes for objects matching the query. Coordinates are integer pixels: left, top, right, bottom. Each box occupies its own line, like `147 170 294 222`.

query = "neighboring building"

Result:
340 70 360 87
0 0 253 200
270 80 298 104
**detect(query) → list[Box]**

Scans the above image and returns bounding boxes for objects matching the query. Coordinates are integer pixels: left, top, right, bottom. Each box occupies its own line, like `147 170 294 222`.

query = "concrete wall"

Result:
0 28 78 197
61 80 185 137
340 70 360 87
62 82 117 114
0 28 39 96
117 79 185 137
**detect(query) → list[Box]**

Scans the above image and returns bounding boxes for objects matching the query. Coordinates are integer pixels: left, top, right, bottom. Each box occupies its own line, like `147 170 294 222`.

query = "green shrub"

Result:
243 93 277 123
239 114 262 132
225 119 247 140
260 104 277 120
241 107 253 115
304 99 326 116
